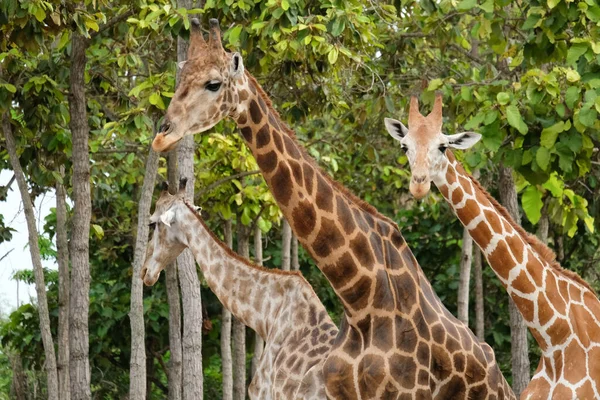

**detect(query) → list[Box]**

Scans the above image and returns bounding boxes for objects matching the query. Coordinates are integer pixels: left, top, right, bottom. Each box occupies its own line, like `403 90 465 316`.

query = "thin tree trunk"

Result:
55 165 71 400
250 224 264 379
537 200 549 244
474 247 484 341
233 220 248 400
221 219 234 400
2 113 59 400
498 165 530 397
68 30 92 400
166 154 183 400
457 227 473 325
291 235 299 271
281 220 292 271
9 348 27 399
129 142 160 400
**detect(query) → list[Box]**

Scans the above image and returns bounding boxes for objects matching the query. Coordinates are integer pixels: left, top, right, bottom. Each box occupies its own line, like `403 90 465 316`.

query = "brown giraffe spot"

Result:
268 112 281 130
382 382 400 399
451 188 464 204
468 384 489 399
431 344 453 381
377 221 390 237
456 199 480 227
564 340 586 383
257 95 268 113
465 354 486 382
291 200 316 238
588 347 600 390
446 168 457 185
390 353 417 389
439 184 449 198
312 217 345 258
431 324 446 344
558 280 570 303
356 317 370 349
225 90 231 103
392 272 418 311
336 196 356 235
208 104 217 115
357 354 387 398
364 212 375 229
369 232 384 265
512 269 536 294
437 375 467 398
584 292 600 329
372 315 394 352
302 163 314 195
390 230 404 248
445 335 461 353
472 342 486 366
316 175 333 212
576 381 596 399
283 135 301 159
373 270 395 311
255 124 271 148
568 282 582 302
323 356 355 399
527 254 545 287
458 175 473 195
272 130 284 152
285 354 298 369
256 150 277 173
537 292 553 326
397 319 418 354
239 89 249 101
420 297 439 324
417 369 430 386
237 112 247 125
412 309 431 341
505 233 525 264
271 163 293 206
322 252 358 290
288 159 303 185
249 100 262 124
545 273 567 315
487 240 514 281
552 383 573 398
469 219 493 250
350 233 375 269
340 275 372 311
220 103 228 112
453 353 466 372
385 240 404 270
416 341 430 365
518 296 535 322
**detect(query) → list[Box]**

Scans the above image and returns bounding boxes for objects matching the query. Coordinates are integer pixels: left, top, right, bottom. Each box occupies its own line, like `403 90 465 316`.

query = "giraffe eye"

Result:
400 143 407 151
439 145 447 153
148 222 156 229
205 80 222 92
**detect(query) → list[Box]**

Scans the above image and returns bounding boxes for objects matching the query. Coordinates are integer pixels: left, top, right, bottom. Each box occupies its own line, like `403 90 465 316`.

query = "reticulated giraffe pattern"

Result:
385 94 600 399
141 181 338 399
152 19 515 399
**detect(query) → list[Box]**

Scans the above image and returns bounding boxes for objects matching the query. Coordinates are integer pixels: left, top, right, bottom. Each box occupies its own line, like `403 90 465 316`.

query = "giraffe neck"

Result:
183 206 311 340
233 74 420 320
433 151 594 353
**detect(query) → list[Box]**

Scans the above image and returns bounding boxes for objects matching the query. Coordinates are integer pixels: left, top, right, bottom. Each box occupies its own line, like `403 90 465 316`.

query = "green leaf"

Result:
496 92 510 105
479 0 493 13
540 121 564 148
1 83 16 93
457 0 477 11
33 6 45 22
555 143 574 173
578 107 597 127
328 48 338 64
566 43 588 65
566 70 580 82
505 105 528 134
149 92 165 109
542 173 563 197
565 86 580 109
521 185 543 224
92 224 104 239
427 78 443 91
535 147 550 170
330 19 345 37
228 25 243 45
281 0 290 11
547 0 561 9
584 216 595 233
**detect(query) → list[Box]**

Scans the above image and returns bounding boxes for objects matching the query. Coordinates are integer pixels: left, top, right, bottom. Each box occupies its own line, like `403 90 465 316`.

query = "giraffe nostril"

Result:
159 121 171 134
413 175 427 184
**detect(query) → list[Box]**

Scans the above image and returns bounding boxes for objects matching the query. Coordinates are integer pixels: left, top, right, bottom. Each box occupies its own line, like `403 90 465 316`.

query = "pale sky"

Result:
0 169 58 316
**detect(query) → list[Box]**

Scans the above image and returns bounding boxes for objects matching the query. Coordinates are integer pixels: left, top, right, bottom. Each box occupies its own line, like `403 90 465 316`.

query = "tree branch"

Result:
195 170 261 199
0 249 14 263
90 8 136 40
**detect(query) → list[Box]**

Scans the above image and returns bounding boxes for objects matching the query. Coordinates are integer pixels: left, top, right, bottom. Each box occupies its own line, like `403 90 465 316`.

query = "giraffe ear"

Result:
446 132 482 150
230 52 244 78
384 118 409 142
160 209 176 227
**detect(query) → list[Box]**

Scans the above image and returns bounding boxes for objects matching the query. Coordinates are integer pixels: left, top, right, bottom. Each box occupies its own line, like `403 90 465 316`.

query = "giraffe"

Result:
141 179 338 399
384 93 600 399
151 19 515 399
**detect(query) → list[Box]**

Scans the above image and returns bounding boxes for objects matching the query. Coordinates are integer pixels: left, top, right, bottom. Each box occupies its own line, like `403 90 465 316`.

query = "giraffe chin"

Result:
142 270 160 286
410 182 431 200
152 132 182 153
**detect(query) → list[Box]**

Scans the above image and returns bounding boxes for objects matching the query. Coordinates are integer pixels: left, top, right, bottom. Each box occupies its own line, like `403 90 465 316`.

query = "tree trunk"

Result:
498 165 530 397
537 200 549 244
9 349 27 400
166 154 183 400
55 165 71 400
457 227 473 325
250 224 264 379
474 248 484 341
291 235 299 271
2 113 59 400
129 142 160 400
281 220 292 271
233 220 248 400
68 31 92 400
221 219 234 400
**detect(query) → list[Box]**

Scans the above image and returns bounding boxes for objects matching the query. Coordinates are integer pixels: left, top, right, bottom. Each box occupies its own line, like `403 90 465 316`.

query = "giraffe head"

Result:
141 179 200 286
152 18 245 152
384 94 481 199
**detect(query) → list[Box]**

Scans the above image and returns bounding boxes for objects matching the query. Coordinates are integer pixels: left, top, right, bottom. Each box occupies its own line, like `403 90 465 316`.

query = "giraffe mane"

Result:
182 199 308 280
244 71 400 231
448 153 596 294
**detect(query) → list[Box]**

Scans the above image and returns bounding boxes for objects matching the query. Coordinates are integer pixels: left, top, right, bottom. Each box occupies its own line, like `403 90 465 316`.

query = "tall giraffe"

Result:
385 94 600 399
141 179 338 399
152 19 515 399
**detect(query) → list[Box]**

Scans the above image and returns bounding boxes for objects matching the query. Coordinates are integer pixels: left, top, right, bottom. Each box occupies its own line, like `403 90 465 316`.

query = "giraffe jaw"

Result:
152 131 183 153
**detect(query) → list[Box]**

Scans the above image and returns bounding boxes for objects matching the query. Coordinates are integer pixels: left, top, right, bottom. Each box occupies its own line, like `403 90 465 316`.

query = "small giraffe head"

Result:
384 94 481 199
141 179 200 286
153 18 245 152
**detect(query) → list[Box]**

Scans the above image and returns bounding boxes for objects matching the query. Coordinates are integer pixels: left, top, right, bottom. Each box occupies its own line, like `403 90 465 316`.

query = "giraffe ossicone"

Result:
387 93 600 399
141 180 338 399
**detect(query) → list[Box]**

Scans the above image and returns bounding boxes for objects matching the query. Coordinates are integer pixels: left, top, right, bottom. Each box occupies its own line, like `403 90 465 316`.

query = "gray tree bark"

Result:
457 227 473 325
537 200 549 244
291 235 299 271
250 225 264 379
68 31 92 400
281 220 292 271
474 248 485 341
129 141 160 399
2 113 59 400
498 165 530 397
9 351 27 400
55 165 71 400
233 220 248 400
166 154 183 400
221 220 234 400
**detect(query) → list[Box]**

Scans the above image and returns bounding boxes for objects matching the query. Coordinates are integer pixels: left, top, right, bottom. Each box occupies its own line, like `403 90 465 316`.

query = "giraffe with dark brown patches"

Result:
152 19 514 399
141 182 337 399
386 93 600 399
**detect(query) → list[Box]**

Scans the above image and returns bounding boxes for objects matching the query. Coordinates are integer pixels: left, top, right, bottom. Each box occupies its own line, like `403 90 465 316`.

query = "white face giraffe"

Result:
153 18 246 152
140 180 200 286
384 94 481 199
